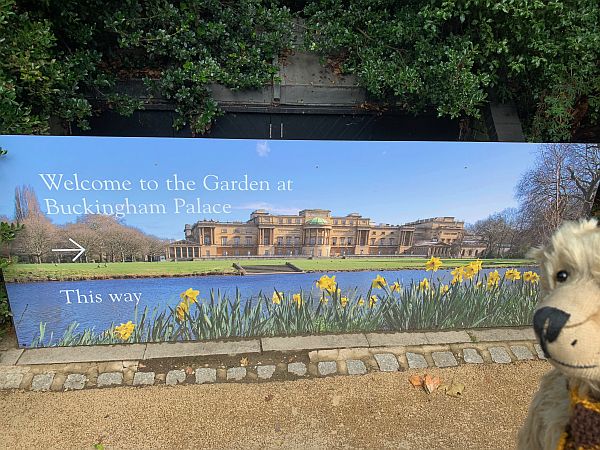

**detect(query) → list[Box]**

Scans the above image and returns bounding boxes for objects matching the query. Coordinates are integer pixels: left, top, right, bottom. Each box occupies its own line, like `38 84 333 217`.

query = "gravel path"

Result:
0 361 550 450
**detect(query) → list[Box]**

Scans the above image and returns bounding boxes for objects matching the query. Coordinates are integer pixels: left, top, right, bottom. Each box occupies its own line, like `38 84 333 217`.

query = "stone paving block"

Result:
365 332 427 347
18 344 146 365
489 347 512 364
431 351 458 368
166 369 186 385
511 345 534 360
133 372 155 386
287 362 307 376
31 373 55 391
406 352 428 369
97 372 123 387
262 334 368 352
425 330 470 344
257 365 276 380
346 360 367 375
463 348 483 364
534 344 547 360
196 368 217 384
145 340 260 359
64 374 87 390
0 349 24 366
470 328 535 342
374 353 400 372
227 367 246 381
0 372 23 389
318 361 337 376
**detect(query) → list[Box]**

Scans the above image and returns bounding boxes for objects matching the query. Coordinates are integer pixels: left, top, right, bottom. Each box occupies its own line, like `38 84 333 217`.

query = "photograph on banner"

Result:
0 136 597 348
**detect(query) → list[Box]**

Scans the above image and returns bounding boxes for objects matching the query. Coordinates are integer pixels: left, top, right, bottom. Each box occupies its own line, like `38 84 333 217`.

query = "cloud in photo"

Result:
256 140 270 157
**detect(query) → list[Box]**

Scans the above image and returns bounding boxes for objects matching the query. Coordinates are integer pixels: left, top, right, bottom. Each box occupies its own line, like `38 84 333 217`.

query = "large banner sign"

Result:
1 136 590 348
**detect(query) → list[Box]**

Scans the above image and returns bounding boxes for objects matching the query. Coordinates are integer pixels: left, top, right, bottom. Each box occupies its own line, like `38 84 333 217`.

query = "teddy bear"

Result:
518 218 600 450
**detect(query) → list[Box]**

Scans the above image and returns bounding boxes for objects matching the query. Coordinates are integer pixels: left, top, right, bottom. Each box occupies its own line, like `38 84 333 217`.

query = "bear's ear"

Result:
526 246 545 263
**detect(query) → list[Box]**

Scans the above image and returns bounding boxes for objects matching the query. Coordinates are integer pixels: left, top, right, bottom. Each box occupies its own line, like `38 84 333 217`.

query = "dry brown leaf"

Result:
423 374 442 394
240 357 249 366
409 374 423 387
446 382 465 398
184 366 193 375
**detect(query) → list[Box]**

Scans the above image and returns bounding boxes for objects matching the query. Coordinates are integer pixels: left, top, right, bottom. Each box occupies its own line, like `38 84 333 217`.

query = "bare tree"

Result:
566 143 600 216
14 185 41 223
14 212 57 263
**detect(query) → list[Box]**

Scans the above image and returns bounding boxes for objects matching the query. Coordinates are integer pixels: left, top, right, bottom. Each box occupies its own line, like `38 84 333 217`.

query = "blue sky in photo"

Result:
0 136 538 240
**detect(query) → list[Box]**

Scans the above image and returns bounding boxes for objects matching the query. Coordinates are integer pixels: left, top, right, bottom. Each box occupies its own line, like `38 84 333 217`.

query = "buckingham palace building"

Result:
166 209 484 260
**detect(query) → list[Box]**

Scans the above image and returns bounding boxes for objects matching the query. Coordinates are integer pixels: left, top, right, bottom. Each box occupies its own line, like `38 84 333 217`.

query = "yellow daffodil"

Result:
114 321 135 340
419 278 430 291
340 296 349 307
463 264 477 280
316 275 336 291
390 281 401 292
425 256 442 272
523 271 540 284
371 274 387 289
292 293 303 307
180 288 199 303
451 267 465 284
369 295 378 308
470 260 483 272
175 300 190 321
505 269 521 281
487 270 501 289
440 284 449 294
272 291 283 305
358 297 365 306
476 281 483 288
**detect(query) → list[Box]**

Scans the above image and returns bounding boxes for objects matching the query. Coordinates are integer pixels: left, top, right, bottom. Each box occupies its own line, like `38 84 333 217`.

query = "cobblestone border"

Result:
0 328 546 392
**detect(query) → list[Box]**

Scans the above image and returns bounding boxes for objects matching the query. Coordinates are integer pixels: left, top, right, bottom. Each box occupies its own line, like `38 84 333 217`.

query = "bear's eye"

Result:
556 270 569 282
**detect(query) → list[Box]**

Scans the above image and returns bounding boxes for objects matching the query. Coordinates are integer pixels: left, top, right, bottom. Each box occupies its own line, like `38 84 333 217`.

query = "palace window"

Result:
334 219 338 224
287 218 292 224
370 238 375 245
342 220 346 225
286 236 292 245
277 237 283 246
347 238 352 245
340 237 346 245
295 237 300 245
221 237 227 246
221 228 227 233
389 238 395 245
332 237 337 245
204 236 212 245
278 218 283 224
234 237 240 245
245 236 252 245
380 238 385 245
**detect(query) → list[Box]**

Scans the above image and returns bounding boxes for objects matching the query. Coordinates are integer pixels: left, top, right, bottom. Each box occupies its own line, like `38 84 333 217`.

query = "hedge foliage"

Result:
0 0 598 140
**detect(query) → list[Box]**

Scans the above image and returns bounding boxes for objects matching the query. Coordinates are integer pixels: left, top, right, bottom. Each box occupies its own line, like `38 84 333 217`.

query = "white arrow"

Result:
52 238 86 262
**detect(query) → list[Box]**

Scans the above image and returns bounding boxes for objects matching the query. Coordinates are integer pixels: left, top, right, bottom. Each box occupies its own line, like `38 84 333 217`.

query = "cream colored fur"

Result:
517 218 600 449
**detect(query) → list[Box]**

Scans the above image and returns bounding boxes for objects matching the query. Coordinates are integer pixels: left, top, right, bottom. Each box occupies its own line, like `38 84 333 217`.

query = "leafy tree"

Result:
303 0 599 141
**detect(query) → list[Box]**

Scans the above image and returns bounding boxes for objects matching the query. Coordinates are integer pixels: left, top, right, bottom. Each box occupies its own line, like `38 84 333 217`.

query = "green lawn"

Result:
2 257 536 282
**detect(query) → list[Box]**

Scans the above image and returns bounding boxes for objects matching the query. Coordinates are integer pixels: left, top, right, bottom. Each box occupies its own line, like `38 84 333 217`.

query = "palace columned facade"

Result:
166 210 486 260
167 209 417 259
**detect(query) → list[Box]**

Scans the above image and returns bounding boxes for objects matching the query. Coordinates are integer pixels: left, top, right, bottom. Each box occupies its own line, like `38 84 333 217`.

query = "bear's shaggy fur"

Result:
518 218 600 449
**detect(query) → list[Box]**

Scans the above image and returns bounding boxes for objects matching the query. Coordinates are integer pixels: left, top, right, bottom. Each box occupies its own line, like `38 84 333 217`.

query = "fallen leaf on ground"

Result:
423 374 442 394
446 382 465 398
185 366 194 375
240 357 249 366
409 375 423 387
265 394 274 402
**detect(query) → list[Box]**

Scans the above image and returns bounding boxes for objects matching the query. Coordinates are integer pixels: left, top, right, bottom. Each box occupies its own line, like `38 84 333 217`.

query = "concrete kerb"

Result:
0 327 546 392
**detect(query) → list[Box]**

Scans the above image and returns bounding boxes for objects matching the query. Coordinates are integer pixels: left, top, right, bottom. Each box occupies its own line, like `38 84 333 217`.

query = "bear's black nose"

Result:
533 307 571 355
